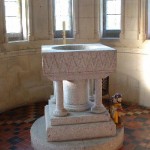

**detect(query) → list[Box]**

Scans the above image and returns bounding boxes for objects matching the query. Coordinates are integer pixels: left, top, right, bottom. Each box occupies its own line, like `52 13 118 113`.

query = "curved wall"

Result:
0 46 52 112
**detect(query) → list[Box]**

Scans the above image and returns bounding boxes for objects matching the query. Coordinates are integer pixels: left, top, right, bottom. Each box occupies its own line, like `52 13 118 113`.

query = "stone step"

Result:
46 102 110 126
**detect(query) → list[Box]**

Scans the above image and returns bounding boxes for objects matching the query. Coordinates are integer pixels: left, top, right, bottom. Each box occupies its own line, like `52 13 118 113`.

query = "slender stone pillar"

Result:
53 81 68 117
88 79 95 102
50 81 56 104
91 79 106 113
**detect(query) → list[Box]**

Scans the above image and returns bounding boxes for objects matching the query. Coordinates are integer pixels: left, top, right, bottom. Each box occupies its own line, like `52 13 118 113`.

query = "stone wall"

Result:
0 47 52 112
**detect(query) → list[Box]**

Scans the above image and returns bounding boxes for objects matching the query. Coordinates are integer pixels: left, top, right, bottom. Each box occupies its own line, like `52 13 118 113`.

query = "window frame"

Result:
4 0 28 42
53 0 73 38
102 0 121 38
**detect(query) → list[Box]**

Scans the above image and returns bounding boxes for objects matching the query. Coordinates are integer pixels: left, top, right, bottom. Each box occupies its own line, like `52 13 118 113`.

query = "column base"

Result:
89 95 95 102
45 102 116 142
91 104 106 114
47 119 116 142
53 108 68 117
64 101 92 112
50 95 56 104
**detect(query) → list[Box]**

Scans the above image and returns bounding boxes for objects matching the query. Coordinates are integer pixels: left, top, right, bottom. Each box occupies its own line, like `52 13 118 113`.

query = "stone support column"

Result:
0 0 6 43
91 79 106 113
51 81 56 104
88 79 95 102
63 80 90 112
53 80 68 117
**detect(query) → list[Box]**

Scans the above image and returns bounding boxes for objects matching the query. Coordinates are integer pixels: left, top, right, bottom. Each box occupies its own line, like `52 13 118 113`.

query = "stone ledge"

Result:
47 120 116 142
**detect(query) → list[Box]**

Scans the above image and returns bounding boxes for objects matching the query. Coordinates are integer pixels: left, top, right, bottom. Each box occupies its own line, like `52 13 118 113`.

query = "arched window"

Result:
53 0 73 38
103 0 121 38
4 0 28 41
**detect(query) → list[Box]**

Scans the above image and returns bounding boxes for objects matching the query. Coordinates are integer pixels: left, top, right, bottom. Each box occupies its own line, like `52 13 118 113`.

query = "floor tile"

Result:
0 101 150 150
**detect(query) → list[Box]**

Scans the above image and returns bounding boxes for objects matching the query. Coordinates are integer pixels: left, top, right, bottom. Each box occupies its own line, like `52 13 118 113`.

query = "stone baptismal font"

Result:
30 43 124 150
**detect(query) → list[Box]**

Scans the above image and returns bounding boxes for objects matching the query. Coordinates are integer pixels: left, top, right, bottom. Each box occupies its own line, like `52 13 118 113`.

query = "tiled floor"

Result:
0 101 150 150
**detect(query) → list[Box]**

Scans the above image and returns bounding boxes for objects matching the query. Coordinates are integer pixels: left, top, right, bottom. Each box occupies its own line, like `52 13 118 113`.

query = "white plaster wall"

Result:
109 43 150 107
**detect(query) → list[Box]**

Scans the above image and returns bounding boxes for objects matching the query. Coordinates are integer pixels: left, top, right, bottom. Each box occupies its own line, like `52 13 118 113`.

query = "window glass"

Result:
4 0 28 41
5 0 21 33
103 0 121 38
106 15 121 30
54 0 73 38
